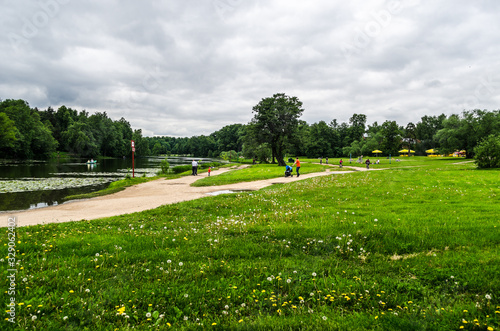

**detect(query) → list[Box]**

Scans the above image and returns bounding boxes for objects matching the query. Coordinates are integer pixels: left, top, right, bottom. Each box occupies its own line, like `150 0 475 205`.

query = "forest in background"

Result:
1 98 499 162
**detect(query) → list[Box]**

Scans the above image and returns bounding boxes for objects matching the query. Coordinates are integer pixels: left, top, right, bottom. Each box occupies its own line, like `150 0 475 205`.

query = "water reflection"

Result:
0 156 221 211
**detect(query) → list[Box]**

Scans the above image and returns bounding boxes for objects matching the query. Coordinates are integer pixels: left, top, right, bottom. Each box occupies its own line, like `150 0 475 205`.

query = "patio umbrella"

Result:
425 149 437 154
372 149 382 156
398 149 415 155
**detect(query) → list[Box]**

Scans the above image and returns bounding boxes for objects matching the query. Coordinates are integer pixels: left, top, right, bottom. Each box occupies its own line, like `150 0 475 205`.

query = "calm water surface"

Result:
0 156 213 212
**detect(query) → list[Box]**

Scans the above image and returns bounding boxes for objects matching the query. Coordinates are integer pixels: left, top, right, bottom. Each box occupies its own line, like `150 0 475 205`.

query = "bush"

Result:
199 161 223 169
172 165 192 174
474 134 500 168
171 162 223 174
160 159 170 174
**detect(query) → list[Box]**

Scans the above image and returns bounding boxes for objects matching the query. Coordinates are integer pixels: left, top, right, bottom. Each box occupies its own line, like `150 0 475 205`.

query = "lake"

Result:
0 156 213 212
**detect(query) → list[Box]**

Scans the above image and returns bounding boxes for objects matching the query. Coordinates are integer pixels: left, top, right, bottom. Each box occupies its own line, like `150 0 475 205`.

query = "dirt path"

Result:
3 166 370 228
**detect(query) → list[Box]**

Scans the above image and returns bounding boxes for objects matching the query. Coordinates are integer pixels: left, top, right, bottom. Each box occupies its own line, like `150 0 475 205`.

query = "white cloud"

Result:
1 0 499 136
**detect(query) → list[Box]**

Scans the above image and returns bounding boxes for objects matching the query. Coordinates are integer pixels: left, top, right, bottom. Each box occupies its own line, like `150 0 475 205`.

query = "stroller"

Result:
285 165 293 177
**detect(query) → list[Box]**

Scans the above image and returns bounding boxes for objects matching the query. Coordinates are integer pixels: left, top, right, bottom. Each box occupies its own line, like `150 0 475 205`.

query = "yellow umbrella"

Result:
372 150 382 153
425 149 437 154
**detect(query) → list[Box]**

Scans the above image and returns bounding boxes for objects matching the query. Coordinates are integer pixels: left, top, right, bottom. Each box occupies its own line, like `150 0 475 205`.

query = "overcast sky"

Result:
1 0 499 137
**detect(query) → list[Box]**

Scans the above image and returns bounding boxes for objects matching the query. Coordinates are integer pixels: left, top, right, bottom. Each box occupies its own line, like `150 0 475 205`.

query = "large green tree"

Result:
436 110 500 158
381 120 402 156
249 93 304 166
0 112 18 150
0 99 57 159
306 121 334 158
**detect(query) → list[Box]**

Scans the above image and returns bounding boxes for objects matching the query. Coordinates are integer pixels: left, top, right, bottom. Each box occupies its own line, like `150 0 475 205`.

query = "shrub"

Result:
172 165 192 174
160 159 170 174
474 134 500 168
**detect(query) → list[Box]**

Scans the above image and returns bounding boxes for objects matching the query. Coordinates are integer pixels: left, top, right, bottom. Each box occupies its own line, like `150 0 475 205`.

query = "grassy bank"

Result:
191 163 330 187
2 160 499 330
62 176 166 201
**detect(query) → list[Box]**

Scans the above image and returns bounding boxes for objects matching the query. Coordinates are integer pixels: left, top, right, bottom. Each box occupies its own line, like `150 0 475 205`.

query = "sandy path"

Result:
3 166 372 227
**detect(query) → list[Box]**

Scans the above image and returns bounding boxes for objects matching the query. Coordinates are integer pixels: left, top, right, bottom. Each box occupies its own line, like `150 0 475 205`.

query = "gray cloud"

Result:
1 0 499 136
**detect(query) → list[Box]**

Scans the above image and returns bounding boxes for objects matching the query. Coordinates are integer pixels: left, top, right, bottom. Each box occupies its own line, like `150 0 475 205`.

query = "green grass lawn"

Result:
2 158 499 330
191 163 331 187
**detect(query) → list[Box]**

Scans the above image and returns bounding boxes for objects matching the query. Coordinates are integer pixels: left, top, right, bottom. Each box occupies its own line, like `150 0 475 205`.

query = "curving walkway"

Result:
2 165 376 227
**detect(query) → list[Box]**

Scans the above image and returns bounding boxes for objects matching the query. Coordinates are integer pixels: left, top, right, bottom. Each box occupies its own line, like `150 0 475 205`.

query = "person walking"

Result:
192 159 198 175
293 158 301 177
365 158 370 169
339 158 343 168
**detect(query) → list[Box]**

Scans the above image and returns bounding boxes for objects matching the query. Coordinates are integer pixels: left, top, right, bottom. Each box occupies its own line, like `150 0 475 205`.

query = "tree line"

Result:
0 99 146 159
146 94 499 166
1 96 499 165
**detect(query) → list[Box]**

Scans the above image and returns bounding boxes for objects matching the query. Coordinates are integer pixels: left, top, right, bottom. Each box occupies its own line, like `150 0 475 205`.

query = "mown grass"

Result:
191 163 331 187
2 159 499 330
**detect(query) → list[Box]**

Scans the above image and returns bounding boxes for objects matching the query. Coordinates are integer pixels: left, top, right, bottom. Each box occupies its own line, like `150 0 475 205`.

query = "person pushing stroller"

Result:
285 164 293 177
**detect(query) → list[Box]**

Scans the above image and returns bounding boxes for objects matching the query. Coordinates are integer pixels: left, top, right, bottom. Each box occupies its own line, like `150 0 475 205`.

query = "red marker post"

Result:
131 140 135 178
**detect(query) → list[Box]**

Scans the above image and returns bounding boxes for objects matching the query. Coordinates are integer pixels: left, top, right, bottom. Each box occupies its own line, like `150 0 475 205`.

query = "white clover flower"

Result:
85 289 90 293
312 272 317 277
32 315 37 321
95 253 99 257
485 294 492 300
287 279 291 283
184 316 188 320
167 260 171 264
146 312 151 318
322 316 327 320
179 262 183 266
63 316 68 320
267 277 272 281
225 305 229 309
184 294 189 298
